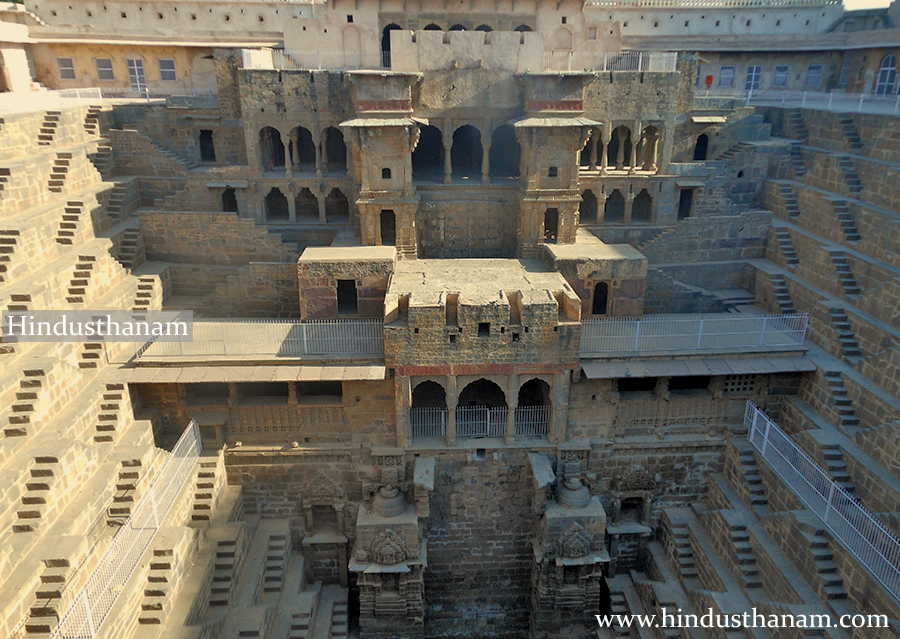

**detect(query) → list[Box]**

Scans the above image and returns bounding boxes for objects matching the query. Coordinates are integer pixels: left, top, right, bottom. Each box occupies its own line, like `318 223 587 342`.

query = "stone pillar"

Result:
443 127 453 185
321 130 329 173
628 123 639 174
599 127 608 173
615 129 625 170
315 141 323 178
290 129 299 168
589 130 599 170
596 191 607 224
446 375 457 445
551 372 569 444
318 192 326 223
481 142 491 184
505 374 518 444
288 382 298 405
397 376 411 447
283 131 293 178
624 192 635 224
647 131 660 172
288 191 297 222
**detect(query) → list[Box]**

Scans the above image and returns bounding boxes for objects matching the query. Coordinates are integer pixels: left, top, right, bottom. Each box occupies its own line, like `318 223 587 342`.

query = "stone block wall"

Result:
416 198 519 259
297 253 394 319
639 210 772 265
643 267 731 314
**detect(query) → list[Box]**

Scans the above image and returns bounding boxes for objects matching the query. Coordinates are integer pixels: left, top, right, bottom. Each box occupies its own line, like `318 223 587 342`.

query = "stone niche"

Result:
297 245 396 318
348 71 418 114
544 233 648 318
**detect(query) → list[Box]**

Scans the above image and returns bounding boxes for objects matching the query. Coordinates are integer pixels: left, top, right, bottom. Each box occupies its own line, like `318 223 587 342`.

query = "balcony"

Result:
580 313 808 357
134 319 384 361
543 51 677 72
410 405 551 440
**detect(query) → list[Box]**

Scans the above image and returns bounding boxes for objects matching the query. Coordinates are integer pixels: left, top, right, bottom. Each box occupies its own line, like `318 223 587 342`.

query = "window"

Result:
875 54 897 95
745 65 762 92
127 58 146 91
478 322 490 337
96 58 114 80
58 57 75 80
347 14 353 22
696 64 702 86
806 64 823 86
548 166 558 177
337 280 358 315
381 167 391 179
158 58 176 82
773 65 789 87
719 65 735 87
588 27 596 39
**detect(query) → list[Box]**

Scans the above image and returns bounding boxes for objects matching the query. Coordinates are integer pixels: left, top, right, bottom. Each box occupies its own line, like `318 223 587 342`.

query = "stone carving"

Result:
370 529 409 565
612 465 658 492
303 470 345 504
557 522 593 559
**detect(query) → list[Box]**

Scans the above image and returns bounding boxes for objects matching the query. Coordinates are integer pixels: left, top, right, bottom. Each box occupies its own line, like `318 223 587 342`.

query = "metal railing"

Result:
456 406 508 438
745 403 900 601
135 319 385 359
587 0 838 6
514 405 551 437
580 313 808 355
410 407 448 438
242 48 389 71
544 51 677 72
49 421 202 639
699 88 900 115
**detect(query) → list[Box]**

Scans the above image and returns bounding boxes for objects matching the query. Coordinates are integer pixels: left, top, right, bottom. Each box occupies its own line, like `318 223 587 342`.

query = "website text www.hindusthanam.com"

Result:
596 608 890 630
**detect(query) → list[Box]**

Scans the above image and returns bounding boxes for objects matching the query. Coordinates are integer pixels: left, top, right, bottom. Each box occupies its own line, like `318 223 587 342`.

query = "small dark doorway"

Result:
451 125 482 178
380 210 396 246
290 127 316 170
337 280 358 315
260 127 284 170
581 190 598 222
604 191 624 223
412 125 443 179
424 23 442 30
489 125 520 180
265 188 289 221
449 24 466 30
296 187 318 220
678 188 694 220
544 208 559 243
633 189 652 223
518 378 550 406
459 379 507 408
199 130 216 162
381 24 402 67
592 281 609 315
693 134 709 161
222 187 238 213
412 381 447 409
325 188 349 222
323 127 346 173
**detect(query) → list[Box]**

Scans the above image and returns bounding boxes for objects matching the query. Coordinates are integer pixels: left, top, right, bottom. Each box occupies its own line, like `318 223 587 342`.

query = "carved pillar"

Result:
321 130 329 173
290 129 299 168
482 141 491 184
397 376 411 447
628 123 638 174
283 131 293 178
646 131 659 172
317 191 326 223
288 189 297 222
624 191 635 224
599 128 608 173
614 129 625 170
596 191 606 225
443 126 453 185
589 129 599 170
446 375 457 445
315 139 323 178
505 374 518 444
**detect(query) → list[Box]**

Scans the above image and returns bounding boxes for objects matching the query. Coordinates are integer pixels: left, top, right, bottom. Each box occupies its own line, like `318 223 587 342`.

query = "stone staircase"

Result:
838 115 863 151
6 368 47 437
0 167 10 202
88 144 113 180
605 589 631 638
192 456 222 523
727 524 762 589
837 156 863 195
83 106 102 136
37 111 60 146
106 182 128 221
15 455 61 533
77 342 104 370
263 532 289 594
826 307 862 360
769 274 796 313
109 458 143 520
132 276 157 311
26 559 75 637
820 444 856 495
209 537 240 607
799 524 847 600
828 251 861 298
55 201 84 246
789 145 806 178
823 371 860 431
737 446 769 508
716 141 751 161
831 199 860 243
777 181 801 218
0 228 18 284
47 152 72 193
66 255 95 304
93 382 123 443
118 225 143 270
787 109 809 141
773 227 799 266
140 549 174 626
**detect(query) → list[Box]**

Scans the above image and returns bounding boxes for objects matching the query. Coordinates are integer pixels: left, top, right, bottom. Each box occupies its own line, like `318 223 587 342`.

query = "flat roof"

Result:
581 355 815 379
129 364 387 383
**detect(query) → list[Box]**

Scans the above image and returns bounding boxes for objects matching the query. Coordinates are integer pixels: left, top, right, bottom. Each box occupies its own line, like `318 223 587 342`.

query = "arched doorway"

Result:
516 378 551 437
380 210 396 246
693 133 709 161
265 188 289 221
592 282 609 315
199 130 216 162
875 54 897 95
325 188 349 222
514 25 532 32
607 126 632 170
451 125 483 179
552 27 573 50
295 187 318 220
412 125 443 179
633 189 652 223
381 24 402 67
604 190 625 223
449 24 467 31
489 125 520 180
323 127 346 173
581 190 598 222
475 24 493 32
423 23 442 30
411 380 448 438
222 188 238 213
259 127 284 171
639 125 660 171
289 126 316 171
544 208 559 244
457 379 507 437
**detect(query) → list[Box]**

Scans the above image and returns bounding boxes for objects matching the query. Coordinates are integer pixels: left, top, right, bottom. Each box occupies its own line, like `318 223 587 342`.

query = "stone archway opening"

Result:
581 190 598 222
412 125 443 180
325 188 349 222
323 127 346 173
489 124 520 180
259 126 284 171
633 189 652 223
604 190 625 223
222 188 238 213
382 24 402 67
451 125 483 179
607 126 632 170
289 126 316 171
693 133 709 161
459 379 507 409
295 187 318 220
265 188 289 221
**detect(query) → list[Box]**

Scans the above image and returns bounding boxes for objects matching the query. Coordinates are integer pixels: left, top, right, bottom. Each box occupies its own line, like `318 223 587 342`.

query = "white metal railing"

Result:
49 421 202 639
456 406 507 438
58 87 103 100
745 403 900 602
515 405 551 437
544 51 677 72
242 48 389 71
134 319 385 359
580 313 808 355
587 0 838 6
698 88 900 115
410 407 448 438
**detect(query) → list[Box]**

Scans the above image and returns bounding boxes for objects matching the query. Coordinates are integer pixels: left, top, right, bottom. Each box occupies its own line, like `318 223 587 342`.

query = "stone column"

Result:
443 127 453 185
397 376 411 448
624 191 635 224
505 374 518 444
599 126 608 173
287 190 297 222
321 130 329 173
628 123 639 174
446 375 457 445
646 131 659 172
596 191 607 224
290 129 299 168
288 382 298 405
315 140 323 178
481 142 491 184
283 131 293 178
614 129 625 170
317 192 326 223
589 130 599 170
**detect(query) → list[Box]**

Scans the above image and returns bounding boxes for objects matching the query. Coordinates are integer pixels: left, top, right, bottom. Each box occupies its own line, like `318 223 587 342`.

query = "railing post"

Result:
696 319 704 349
604 52 608 72
85 597 96 636
823 482 836 524
828 93 834 110
759 316 768 346
859 92 865 112
639 52 644 71
567 51 572 71
802 91 807 107
634 319 641 351
761 411 771 456
317 51 322 70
